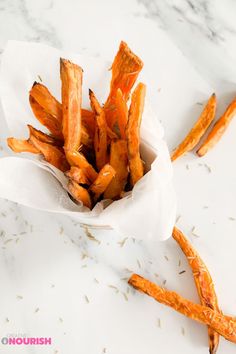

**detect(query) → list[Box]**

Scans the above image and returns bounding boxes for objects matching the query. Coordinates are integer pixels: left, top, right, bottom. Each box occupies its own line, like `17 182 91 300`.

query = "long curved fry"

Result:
104 140 128 200
68 180 91 209
7 137 40 154
30 83 95 147
171 93 216 161
172 227 220 354
128 274 236 344
89 164 116 202
126 82 146 186
89 89 107 170
27 125 62 146
104 41 143 129
60 58 83 151
66 150 98 183
30 82 62 122
197 97 236 157
29 135 69 172
30 82 92 123
29 95 63 139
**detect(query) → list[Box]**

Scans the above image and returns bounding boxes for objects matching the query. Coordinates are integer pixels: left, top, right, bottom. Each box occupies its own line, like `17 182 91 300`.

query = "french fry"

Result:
126 82 146 186
30 82 62 122
115 88 128 139
172 227 220 354
7 137 40 154
31 83 92 122
29 134 69 172
29 95 63 139
89 89 107 170
89 164 116 202
30 83 101 148
128 274 236 344
171 93 217 161
108 41 143 100
65 167 90 186
68 180 91 209
104 41 143 129
66 150 98 183
27 125 62 146
197 97 236 157
60 58 83 151
104 140 128 200
30 94 92 147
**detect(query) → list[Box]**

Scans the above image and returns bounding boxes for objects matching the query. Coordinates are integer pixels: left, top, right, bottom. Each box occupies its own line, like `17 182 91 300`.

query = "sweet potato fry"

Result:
60 58 83 151
126 82 146 186
30 82 62 122
104 140 128 200
29 95 63 139
104 41 143 129
7 137 39 154
115 88 128 139
197 97 236 157
31 82 92 122
65 166 90 186
27 125 62 146
172 227 220 354
89 89 107 170
66 150 98 183
68 180 91 209
128 274 236 344
29 134 69 172
30 84 93 147
171 93 217 161
89 164 116 202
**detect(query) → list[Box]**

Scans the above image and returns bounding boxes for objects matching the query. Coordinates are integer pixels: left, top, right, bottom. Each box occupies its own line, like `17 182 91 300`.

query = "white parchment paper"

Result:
0 41 176 240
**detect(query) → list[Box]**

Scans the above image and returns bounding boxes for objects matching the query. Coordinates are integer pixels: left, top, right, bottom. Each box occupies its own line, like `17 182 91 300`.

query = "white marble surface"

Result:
0 1 236 353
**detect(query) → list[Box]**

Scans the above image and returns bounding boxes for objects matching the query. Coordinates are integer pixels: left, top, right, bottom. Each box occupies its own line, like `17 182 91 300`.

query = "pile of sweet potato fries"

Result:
7 41 145 209
7 40 236 352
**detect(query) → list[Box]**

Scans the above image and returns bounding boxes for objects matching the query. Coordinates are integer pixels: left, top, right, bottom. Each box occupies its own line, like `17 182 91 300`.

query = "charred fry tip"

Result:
88 88 93 96
27 124 42 137
60 57 68 71
60 57 66 64
32 81 38 88
27 124 38 137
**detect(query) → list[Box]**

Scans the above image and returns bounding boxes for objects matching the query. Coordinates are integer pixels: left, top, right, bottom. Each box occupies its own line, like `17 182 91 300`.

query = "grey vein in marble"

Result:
0 0 61 48
137 0 236 89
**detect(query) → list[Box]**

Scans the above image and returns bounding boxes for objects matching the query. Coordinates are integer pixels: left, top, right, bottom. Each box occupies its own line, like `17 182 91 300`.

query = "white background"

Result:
0 0 236 353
